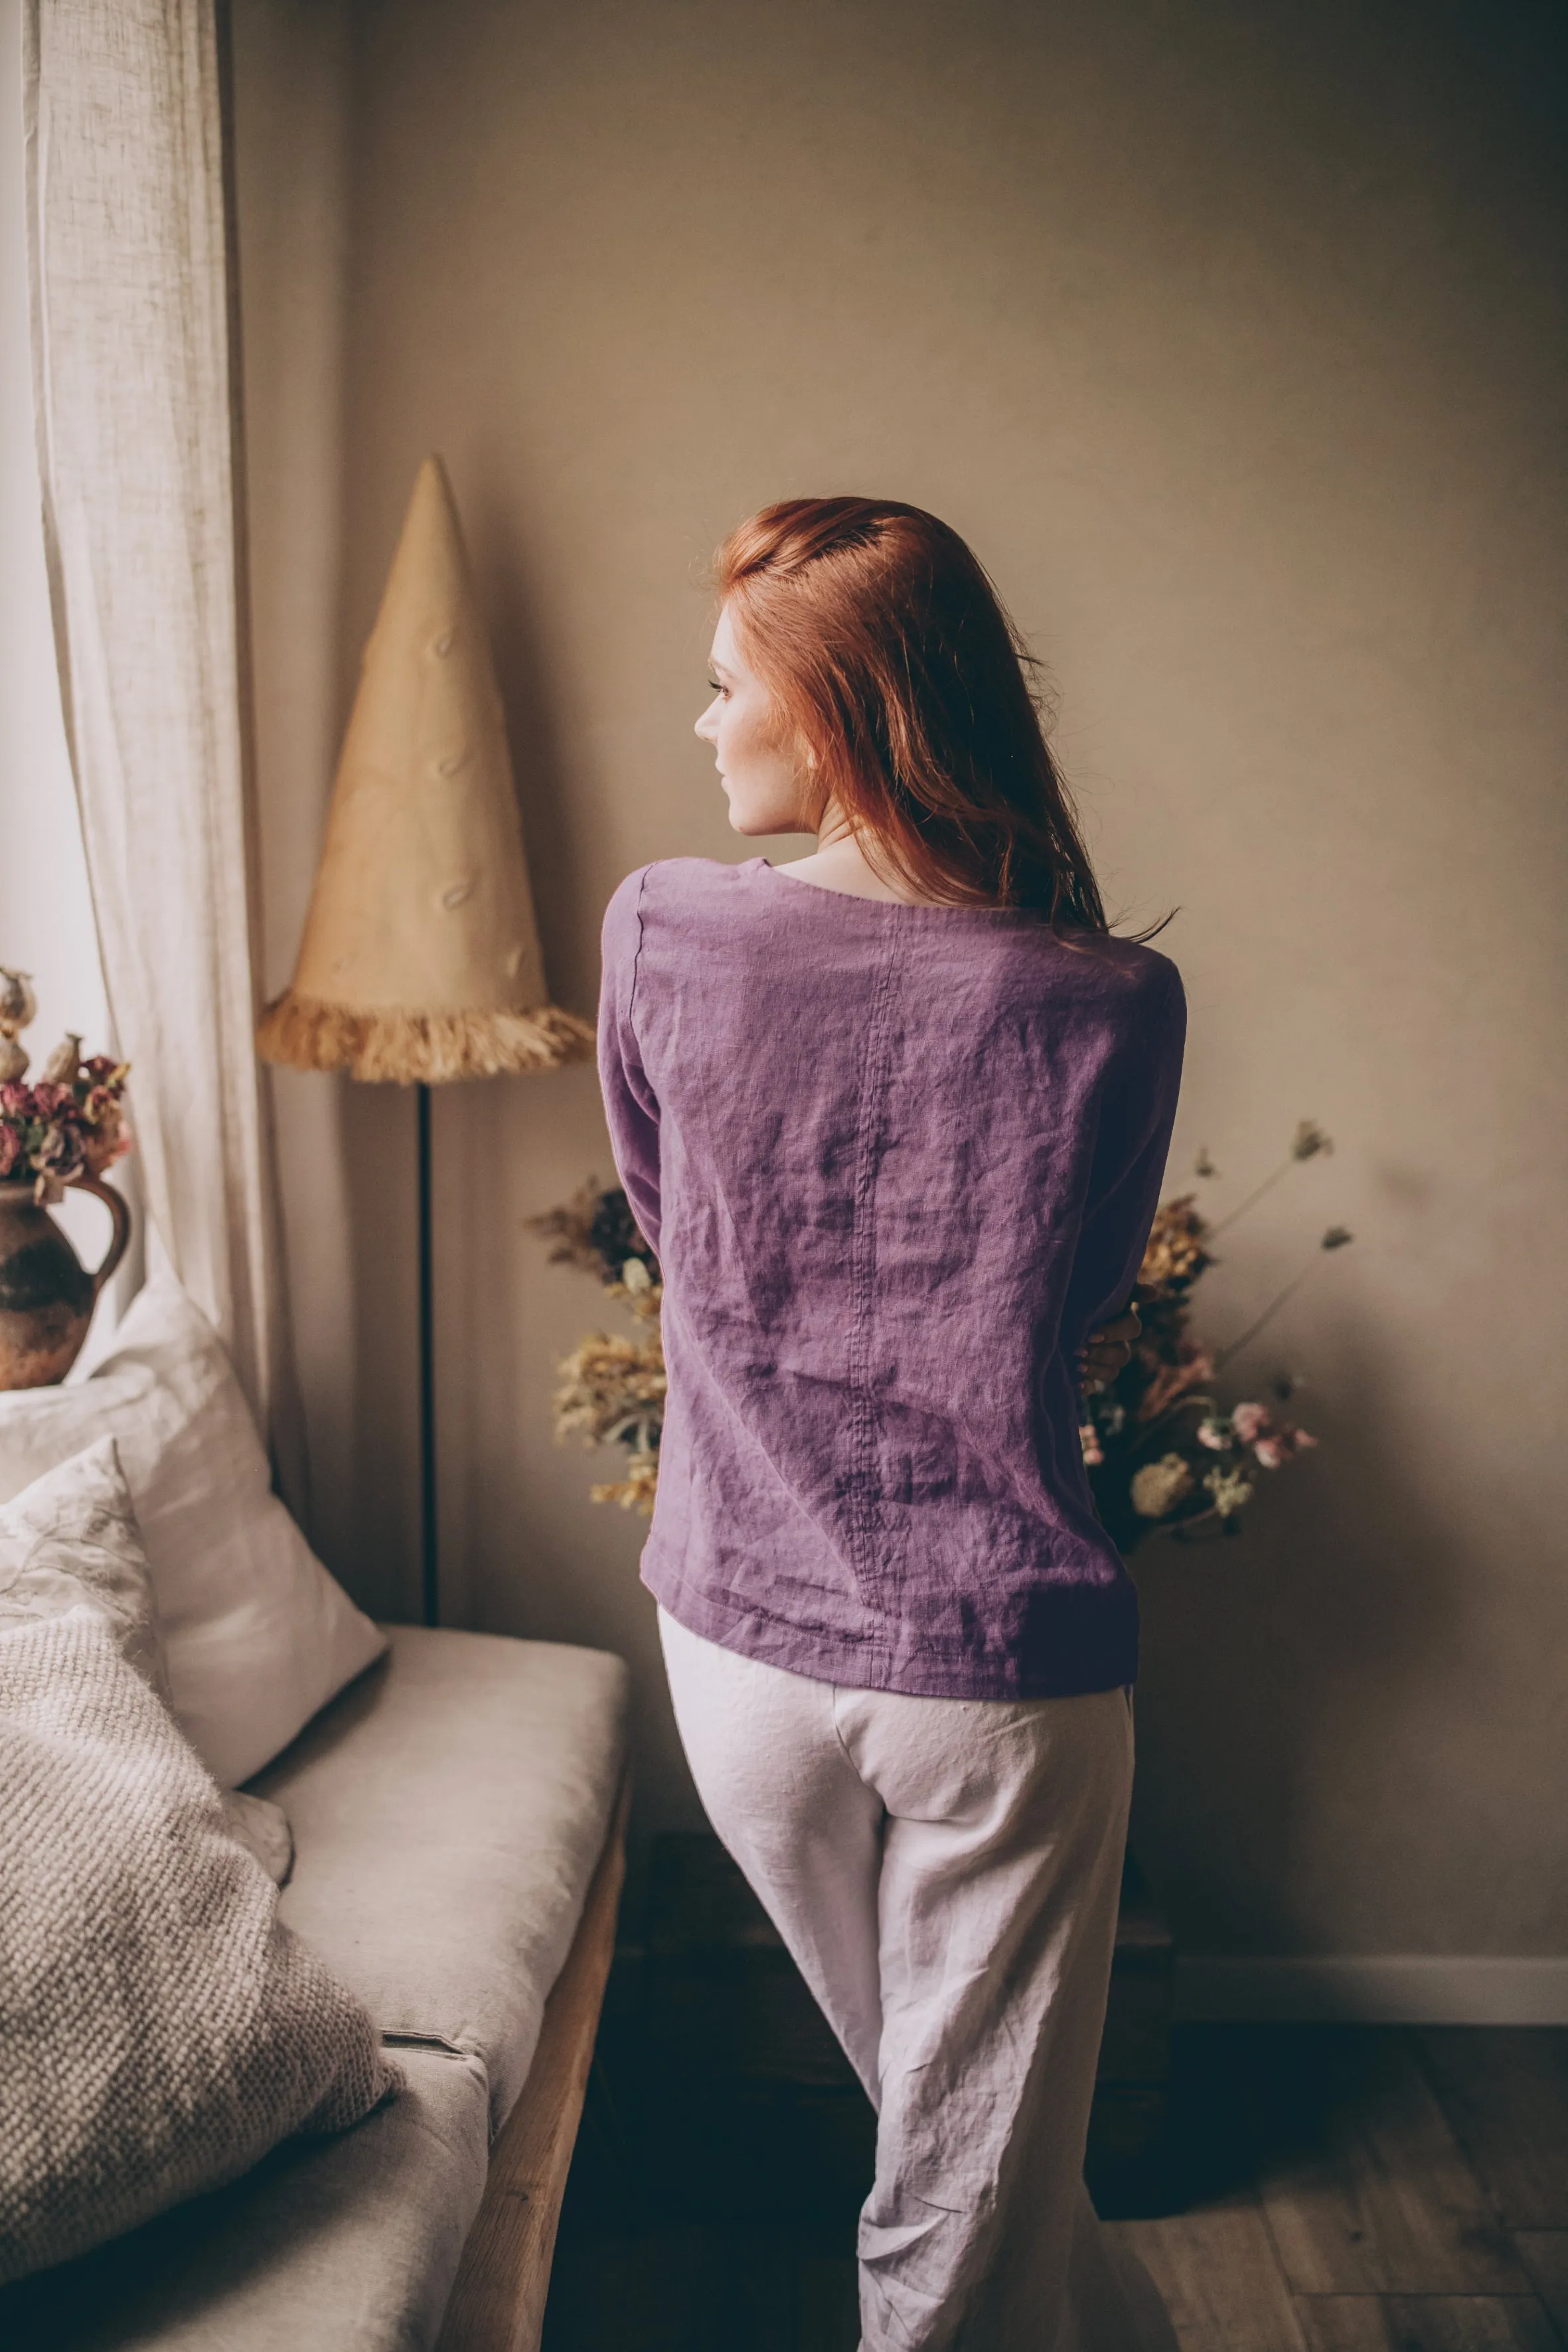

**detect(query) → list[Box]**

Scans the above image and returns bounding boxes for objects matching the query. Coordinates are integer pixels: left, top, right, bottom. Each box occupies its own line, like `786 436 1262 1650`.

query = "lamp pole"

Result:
416 1080 439 1628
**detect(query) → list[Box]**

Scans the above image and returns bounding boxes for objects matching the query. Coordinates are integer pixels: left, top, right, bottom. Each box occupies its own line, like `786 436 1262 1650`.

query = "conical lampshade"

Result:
258 456 594 1085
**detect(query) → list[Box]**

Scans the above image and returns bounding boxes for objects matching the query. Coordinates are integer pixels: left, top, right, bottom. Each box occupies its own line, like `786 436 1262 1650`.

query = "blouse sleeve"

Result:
1061 959 1187 1350
597 866 663 1261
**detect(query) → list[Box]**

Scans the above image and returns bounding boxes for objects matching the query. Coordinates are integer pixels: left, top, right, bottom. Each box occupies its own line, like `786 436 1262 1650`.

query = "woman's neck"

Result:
771 811 936 904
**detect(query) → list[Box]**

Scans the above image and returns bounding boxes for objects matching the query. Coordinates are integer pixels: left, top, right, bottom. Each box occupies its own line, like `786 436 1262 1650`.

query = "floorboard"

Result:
1112 2200 1308 2351
1252 2033 1528 2296
1293 2296 1561 2351
1512 2233 1568 2346
718 2227 798 2352
794 2248 859 2352
542 2227 722 2352
1419 2034 1568 2231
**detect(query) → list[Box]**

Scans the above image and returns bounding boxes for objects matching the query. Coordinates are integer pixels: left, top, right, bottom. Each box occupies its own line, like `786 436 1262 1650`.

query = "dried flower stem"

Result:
1136 1390 1219 1448
1169 1506 1238 1543
1213 1260 1316 1373
1207 1122 1332 1241
1206 1156 1294 1239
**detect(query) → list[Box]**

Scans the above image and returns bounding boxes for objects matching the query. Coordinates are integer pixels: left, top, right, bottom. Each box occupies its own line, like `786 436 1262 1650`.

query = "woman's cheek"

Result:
728 709 762 778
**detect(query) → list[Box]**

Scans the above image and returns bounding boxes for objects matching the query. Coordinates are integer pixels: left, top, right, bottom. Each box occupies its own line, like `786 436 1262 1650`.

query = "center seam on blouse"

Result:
847 913 903 1664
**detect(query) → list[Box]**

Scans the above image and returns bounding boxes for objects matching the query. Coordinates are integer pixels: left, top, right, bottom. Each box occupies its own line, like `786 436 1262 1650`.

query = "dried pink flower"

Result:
35 1122 86 1180
0 1042 131 1194
1135 1344 1215 1424
1230 1401 1270 1444
1253 1423 1317 1470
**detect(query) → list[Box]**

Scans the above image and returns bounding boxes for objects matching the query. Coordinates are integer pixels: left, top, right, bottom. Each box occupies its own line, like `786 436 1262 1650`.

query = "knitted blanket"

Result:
0 1600 400 2286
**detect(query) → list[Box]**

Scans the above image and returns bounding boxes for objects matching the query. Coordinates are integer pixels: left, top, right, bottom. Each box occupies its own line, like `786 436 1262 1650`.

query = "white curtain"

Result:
23 0 302 1490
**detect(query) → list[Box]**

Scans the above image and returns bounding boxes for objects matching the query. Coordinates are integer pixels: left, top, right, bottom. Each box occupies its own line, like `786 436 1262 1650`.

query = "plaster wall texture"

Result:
234 0 1567 1959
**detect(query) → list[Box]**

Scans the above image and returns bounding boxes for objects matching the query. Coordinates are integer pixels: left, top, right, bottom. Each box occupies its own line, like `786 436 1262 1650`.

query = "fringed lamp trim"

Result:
256 990 595 1085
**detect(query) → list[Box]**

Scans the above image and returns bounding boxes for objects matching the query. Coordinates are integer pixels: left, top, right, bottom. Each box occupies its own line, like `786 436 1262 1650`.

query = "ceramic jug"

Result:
0 1175 131 1389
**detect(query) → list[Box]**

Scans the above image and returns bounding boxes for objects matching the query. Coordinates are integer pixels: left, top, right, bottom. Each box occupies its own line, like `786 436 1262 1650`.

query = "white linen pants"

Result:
658 1607 1178 2352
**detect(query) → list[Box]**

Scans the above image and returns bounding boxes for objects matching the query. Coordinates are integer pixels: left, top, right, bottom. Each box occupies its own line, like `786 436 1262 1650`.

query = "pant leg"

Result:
658 1611 1173 2352
656 1605 886 2098
835 1680 1135 2352
1059 2183 1182 2352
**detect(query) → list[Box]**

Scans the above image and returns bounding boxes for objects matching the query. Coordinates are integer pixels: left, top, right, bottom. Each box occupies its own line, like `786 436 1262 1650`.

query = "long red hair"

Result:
715 497 1117 926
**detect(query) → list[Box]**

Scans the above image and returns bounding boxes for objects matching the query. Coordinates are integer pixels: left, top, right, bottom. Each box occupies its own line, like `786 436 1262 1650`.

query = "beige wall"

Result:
236 0 1567 1962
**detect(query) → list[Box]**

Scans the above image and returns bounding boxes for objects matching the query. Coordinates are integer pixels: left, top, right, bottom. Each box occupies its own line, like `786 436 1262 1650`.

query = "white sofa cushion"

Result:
256 1626 630 2132
0 1275 385 1786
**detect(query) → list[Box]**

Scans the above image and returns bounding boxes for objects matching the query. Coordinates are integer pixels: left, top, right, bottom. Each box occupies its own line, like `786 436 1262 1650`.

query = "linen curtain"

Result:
23 0 301 1488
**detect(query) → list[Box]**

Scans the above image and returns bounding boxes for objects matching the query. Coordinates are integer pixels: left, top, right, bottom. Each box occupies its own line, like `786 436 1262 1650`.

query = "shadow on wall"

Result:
1130 1299 1482 1959
473 481 599 1021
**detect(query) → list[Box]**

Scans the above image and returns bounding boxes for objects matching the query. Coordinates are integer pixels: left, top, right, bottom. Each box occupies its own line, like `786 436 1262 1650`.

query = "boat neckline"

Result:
748 855 1052 921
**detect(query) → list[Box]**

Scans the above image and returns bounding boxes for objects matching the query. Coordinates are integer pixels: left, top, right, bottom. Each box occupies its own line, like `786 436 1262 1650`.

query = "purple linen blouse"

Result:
597 854 1186 1701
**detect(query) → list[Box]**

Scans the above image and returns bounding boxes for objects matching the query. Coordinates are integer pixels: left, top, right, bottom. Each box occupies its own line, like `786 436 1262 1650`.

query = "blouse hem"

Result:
642 1551 1138 1702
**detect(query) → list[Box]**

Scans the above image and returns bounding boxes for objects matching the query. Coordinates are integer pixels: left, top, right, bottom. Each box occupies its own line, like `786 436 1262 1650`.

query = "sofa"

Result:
0 1622 630 2352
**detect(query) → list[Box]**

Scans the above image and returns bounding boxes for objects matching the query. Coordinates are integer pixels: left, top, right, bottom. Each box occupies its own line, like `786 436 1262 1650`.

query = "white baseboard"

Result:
1174 1955 1568 2026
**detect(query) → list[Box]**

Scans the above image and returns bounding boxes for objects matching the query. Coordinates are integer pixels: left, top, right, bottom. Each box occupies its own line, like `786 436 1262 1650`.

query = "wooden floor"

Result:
542 2024 1568 2351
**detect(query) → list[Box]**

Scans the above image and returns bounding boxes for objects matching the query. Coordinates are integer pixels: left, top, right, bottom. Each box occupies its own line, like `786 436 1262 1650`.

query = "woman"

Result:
597 497 1184 2351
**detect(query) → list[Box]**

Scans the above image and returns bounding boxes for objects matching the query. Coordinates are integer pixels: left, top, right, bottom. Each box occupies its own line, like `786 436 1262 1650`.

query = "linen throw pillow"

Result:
0 1443 400 2288
0 1275 385 1786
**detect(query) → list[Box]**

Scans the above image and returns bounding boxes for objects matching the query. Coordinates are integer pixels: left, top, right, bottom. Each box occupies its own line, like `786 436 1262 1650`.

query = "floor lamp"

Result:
258 456 594 1626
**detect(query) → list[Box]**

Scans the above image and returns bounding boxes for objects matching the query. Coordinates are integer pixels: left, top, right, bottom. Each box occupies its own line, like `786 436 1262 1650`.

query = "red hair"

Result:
714 497 1115 925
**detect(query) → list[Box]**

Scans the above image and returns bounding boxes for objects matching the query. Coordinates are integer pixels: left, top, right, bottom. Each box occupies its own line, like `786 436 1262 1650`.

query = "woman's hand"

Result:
1078 1306 1142 1394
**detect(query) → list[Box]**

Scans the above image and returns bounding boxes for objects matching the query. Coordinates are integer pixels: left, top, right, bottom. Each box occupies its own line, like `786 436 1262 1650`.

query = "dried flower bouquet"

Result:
526 1180 666 1512
1083 1122 1351 1551
0 968 131 1204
